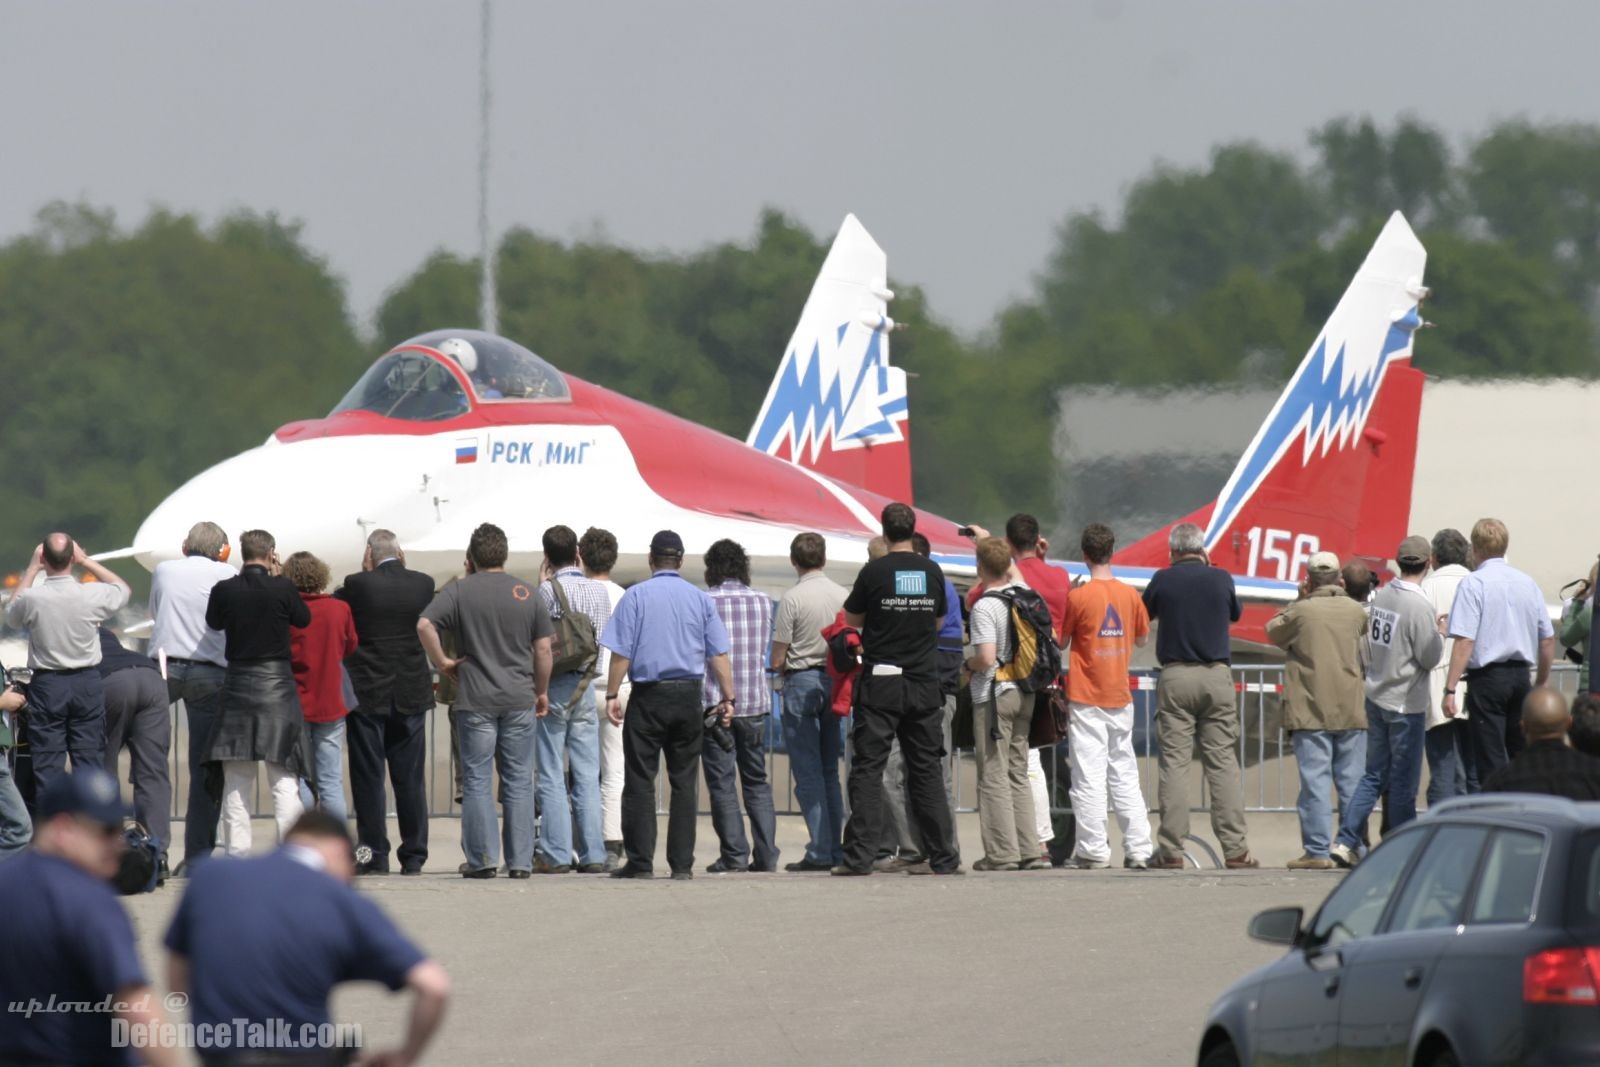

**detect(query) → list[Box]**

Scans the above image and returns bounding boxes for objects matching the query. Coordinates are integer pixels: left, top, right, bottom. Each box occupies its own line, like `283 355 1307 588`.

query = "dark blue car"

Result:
1199 795 1600 1066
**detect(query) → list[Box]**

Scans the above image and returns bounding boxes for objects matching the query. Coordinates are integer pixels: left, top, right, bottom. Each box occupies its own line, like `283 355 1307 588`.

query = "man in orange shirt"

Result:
1062 524 1154 870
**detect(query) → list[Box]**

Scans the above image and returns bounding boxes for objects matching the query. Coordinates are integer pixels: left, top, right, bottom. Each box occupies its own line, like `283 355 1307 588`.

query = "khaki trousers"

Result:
973 688 1038 865
1155 664 1249 860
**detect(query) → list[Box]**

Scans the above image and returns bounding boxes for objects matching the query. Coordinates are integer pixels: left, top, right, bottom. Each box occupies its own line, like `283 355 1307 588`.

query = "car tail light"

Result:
1524 948 1600 1004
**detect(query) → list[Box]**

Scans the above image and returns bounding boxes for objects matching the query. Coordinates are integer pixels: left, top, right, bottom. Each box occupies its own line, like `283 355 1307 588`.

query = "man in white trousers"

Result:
1061 524 1155 869
581 527 630 871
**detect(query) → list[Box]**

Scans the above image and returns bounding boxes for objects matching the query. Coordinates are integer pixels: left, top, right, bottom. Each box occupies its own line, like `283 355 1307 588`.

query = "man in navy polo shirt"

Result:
600 530 735 880
0 769 179 1067
165 811 450 1067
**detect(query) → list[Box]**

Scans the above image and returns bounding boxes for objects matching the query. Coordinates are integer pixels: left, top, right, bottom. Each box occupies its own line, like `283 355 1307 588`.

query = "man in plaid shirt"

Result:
534 525 613 873
701 539 779 872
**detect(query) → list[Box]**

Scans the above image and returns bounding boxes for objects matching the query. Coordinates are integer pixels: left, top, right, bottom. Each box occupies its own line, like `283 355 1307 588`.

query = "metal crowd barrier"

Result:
159 662 1585 823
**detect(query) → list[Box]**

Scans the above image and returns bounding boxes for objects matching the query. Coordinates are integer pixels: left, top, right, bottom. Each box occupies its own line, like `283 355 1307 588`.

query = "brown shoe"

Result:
1150 853 1186 870
1225 852 1261 870
1286 853 1336 870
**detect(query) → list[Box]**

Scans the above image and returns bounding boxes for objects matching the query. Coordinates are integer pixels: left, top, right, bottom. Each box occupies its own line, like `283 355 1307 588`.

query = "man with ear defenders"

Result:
149 520 235 872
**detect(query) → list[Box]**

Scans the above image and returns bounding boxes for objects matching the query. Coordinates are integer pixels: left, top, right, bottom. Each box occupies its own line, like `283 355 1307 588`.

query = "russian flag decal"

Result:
455 438 478 464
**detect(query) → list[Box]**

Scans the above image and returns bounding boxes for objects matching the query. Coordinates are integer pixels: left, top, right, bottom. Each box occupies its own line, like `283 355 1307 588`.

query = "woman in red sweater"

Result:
284 552 358 823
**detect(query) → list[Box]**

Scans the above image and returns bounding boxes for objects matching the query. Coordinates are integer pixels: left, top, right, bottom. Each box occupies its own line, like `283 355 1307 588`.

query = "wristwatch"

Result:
605 692 619 700
1443 688 1456 696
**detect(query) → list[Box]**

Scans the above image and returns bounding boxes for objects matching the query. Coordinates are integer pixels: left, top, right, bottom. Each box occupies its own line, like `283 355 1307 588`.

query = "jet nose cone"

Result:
132 439 290 573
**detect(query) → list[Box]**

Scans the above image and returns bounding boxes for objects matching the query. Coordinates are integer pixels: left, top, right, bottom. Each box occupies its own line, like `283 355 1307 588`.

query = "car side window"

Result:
1469 830 1546 925
1309 828 1426 949
1387 825 1491 934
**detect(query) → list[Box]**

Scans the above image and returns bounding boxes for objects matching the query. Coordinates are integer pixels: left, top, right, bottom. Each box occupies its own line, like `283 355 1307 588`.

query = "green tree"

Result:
0 204 363 579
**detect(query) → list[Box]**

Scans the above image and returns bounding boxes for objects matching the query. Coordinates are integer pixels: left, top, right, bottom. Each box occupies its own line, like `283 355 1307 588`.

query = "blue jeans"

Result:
297 719 348 824
703 714 780 870
781 670 845 865
1292 729 1367 858
1425 719 1479 804
0 752 31 861
1336 702 1425 850
167 660 225 865
535 674 604 867
458 707 537 873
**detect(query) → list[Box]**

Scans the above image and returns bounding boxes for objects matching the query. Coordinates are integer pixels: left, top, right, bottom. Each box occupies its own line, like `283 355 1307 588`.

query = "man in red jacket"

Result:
285 552 358 825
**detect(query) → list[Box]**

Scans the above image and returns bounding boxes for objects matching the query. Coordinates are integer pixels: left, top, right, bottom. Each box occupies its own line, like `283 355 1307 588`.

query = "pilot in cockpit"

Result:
437 337 503 399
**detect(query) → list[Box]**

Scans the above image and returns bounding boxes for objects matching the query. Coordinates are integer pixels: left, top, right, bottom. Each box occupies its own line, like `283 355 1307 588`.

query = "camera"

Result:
703 708 735 753
3 664 31 695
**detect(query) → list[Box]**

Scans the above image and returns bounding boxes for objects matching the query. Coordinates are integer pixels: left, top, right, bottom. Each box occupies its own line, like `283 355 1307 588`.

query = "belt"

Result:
1468 659 1531 674
634 677 702 687
1162 661 1228 669
31 666 93 676
783 666 826 675
169 656 225 669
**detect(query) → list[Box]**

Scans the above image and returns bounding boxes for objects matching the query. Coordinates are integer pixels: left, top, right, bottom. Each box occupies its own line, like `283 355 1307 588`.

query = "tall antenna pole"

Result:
477 0 497 335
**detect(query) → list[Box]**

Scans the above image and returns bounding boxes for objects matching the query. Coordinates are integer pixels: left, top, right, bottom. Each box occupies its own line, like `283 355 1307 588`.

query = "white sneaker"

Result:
1328 843 1357 869
1065 854 1110 870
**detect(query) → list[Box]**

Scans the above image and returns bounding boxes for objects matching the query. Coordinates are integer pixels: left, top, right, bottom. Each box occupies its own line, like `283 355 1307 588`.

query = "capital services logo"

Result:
894 571 927 596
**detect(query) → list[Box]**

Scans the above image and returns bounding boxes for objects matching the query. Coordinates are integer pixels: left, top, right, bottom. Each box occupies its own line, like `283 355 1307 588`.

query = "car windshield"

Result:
329 351 470 422
399 329 568 402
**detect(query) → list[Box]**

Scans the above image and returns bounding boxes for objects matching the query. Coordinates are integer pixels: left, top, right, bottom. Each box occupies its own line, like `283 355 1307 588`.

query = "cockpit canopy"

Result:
329 329 569 422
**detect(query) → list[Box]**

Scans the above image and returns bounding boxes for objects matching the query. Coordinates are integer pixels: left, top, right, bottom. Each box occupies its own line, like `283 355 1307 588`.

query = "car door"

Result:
1421 827 1550 1064
1255 829 1428 1067
1337 824 1491 1067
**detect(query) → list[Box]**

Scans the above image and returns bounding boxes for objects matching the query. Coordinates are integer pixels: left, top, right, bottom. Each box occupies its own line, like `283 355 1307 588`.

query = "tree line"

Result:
3 117 1597 581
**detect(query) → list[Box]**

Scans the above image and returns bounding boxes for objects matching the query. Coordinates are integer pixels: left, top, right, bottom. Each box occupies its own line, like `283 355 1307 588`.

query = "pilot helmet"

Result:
437 337 478 375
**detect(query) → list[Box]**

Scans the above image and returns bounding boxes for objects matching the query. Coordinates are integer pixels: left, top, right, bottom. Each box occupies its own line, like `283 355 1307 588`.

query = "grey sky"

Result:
6 1 1599 338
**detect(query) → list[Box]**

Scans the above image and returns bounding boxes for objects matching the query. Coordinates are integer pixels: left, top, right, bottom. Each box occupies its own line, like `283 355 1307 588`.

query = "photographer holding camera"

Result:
1560 558 1597 692
0 670 30 860
4 533 132 796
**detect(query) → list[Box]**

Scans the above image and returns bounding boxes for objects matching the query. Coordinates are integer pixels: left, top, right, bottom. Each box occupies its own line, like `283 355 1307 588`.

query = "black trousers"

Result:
346 706 429 869
621 679 703 874
843 694 959 873
1465 660 1532 784
27 669 106 797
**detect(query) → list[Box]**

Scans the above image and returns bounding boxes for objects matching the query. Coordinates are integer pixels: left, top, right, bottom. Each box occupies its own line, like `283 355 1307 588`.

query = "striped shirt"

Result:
539 568 613 676
704 581 774 717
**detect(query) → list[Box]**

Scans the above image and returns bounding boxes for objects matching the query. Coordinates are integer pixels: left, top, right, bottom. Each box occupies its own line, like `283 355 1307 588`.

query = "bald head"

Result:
1521 687 1571 743
41 533 74 573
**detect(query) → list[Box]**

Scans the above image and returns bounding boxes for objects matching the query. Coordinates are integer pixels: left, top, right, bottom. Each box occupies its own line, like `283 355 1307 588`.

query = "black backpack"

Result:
114 822 161 895
978 586 1062 694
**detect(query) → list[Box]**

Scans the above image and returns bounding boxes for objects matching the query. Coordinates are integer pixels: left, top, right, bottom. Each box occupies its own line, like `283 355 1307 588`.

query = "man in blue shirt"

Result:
600 531 734 880
1443 518 1556 783
1141 522 1256 870
0 769 179 1067
165 811 450 1066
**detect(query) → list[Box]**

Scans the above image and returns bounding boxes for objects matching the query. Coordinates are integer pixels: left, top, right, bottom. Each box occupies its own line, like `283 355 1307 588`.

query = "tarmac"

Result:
123 810 1343 1066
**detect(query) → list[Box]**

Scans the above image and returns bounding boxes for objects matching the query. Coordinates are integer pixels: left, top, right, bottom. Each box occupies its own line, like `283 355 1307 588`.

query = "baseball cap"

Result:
1306 551 1341 574
1396 535 1431 566
649 530 685 556
39 768 127 829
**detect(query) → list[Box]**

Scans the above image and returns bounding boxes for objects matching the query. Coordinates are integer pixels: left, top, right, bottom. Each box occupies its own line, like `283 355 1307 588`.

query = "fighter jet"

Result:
118 212 1430 642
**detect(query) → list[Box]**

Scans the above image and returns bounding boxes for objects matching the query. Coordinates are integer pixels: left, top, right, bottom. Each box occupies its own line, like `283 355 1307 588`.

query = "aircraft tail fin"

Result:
746 214 912 503
1116 211 1429 580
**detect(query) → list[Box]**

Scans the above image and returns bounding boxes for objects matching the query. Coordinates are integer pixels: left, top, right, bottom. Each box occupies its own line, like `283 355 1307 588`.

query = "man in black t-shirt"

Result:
835 503 961 875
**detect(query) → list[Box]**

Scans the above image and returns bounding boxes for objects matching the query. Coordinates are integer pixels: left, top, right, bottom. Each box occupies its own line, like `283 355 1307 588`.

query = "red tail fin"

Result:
1116 212 1429 581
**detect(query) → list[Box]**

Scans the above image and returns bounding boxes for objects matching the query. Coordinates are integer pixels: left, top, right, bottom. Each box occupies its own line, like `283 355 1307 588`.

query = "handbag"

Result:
1028 687 1070 749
